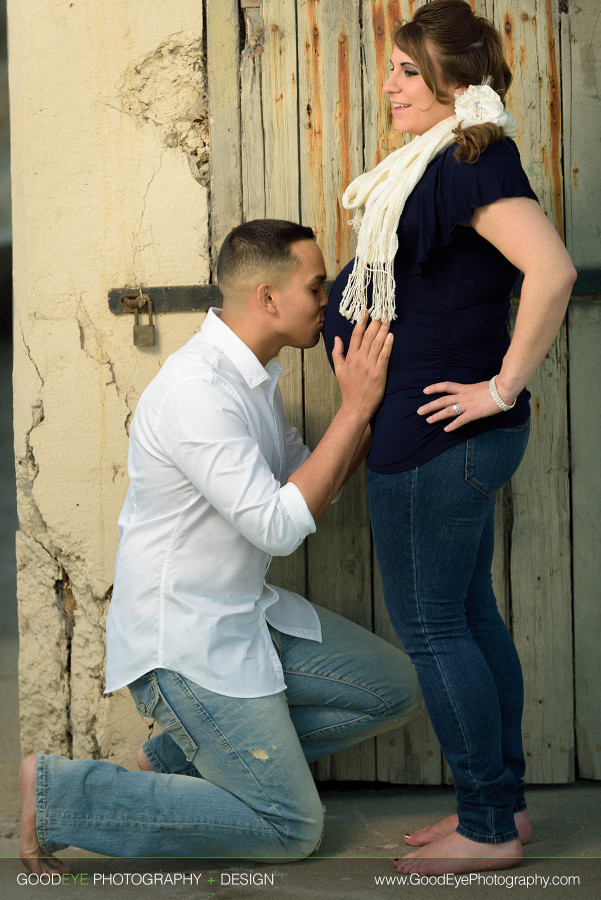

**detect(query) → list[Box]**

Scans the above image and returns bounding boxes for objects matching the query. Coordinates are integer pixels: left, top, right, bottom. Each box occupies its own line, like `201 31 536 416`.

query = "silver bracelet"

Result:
489 375 516 411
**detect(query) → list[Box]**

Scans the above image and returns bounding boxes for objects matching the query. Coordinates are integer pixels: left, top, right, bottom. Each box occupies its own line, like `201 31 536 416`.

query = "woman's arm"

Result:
417 196 577 431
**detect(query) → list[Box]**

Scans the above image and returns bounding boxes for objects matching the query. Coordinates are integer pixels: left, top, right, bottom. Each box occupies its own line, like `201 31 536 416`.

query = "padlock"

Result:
133 296 155 346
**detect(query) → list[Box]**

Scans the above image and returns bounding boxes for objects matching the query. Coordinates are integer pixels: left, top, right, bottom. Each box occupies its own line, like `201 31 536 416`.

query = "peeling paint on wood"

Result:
335 30 352 270
303 2 326 248
504 11 515 73
545 0 564 237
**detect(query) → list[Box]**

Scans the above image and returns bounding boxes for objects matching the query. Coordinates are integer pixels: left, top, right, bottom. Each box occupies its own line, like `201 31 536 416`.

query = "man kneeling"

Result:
21 220 421 869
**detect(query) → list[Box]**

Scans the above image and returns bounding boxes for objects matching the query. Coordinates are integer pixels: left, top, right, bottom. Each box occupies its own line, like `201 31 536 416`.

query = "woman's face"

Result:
383 46 455 136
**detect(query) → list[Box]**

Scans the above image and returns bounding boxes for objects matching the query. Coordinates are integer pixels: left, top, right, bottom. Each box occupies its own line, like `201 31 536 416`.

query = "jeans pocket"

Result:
130 671 199 762
465 421 530 499
129 673 160 718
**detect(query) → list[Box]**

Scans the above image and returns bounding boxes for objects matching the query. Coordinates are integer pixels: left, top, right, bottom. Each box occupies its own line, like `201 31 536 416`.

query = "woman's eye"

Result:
405 69 419 77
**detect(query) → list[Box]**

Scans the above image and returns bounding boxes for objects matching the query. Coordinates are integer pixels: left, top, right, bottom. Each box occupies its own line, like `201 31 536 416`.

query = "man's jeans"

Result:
368 422 531 845
36 604 421 859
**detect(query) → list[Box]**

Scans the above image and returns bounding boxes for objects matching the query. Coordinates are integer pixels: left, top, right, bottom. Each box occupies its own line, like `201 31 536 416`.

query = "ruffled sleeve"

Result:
412 139 539 274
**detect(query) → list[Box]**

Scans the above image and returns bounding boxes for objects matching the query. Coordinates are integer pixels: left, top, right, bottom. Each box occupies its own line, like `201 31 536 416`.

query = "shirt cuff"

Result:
279 481 316 542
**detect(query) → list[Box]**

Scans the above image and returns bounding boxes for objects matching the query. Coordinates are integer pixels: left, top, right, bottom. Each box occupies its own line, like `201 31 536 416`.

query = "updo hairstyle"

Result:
395 0 512 163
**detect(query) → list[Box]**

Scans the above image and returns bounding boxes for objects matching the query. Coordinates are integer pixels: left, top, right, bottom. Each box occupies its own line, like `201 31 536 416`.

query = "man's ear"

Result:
255 282 278 315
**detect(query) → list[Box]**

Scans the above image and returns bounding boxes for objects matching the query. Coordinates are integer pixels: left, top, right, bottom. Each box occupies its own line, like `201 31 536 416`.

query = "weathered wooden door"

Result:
206 0 599 785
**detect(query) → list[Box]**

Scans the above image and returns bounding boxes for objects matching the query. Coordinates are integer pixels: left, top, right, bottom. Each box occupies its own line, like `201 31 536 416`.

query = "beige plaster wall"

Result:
10 0 210 764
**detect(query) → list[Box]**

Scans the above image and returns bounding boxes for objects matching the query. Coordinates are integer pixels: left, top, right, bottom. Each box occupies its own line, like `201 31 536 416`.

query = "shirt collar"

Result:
201 308 283 389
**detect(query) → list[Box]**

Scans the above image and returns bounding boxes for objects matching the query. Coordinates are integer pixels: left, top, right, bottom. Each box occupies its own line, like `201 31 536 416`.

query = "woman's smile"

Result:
383 46 454 135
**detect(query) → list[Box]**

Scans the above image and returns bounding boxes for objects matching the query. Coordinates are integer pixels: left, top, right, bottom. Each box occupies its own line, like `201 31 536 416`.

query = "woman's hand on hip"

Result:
417 380 506 432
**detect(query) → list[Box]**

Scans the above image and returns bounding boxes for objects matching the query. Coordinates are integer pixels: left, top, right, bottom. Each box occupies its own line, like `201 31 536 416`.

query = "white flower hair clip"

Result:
454 83 517 138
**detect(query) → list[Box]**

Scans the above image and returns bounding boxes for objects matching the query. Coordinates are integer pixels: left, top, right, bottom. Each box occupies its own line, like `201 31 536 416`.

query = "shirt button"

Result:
139 703 146 713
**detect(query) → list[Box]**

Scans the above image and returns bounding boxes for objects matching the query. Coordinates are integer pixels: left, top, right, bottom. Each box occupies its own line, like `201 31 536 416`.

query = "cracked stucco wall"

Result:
10 0 210 765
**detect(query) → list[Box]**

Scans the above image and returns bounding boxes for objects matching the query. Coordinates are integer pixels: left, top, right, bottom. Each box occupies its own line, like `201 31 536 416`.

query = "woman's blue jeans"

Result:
367 422 530 844
35 604 421 859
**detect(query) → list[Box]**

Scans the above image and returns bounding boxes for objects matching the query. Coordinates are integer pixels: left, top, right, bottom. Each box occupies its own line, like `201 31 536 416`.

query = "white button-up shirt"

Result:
105 309 322 697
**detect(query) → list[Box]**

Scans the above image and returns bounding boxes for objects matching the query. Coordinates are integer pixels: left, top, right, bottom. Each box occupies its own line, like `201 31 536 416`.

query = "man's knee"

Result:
290 797 325 858
278 793 325 859
378 658 423 726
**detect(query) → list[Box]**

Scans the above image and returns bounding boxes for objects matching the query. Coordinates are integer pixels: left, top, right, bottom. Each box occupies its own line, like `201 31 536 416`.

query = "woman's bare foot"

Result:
394 830 523 876
137 747 155 771
405 810 532 847
20 756 71 876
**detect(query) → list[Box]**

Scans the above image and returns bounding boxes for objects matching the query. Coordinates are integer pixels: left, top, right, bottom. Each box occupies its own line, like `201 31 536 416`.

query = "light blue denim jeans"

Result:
36 604 421 859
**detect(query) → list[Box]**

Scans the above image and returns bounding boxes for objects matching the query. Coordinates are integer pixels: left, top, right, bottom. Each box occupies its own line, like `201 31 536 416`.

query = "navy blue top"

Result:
322 138 538 473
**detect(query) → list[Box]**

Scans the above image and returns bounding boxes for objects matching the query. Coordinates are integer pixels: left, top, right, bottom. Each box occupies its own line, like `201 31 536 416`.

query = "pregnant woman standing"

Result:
322 0 576 876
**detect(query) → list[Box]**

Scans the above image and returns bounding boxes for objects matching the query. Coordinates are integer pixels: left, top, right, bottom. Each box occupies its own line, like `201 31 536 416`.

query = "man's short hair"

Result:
217 219 316 288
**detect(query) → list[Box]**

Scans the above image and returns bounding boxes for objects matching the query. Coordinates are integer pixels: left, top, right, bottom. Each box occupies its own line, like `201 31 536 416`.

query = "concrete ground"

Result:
1 339 600 898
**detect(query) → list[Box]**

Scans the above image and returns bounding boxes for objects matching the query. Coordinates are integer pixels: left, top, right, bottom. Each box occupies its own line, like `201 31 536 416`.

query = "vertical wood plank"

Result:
261 0 305 523
561 3 601 268
297 0 371 780
206 0 242 273
568 301 601 780
262 1 301 221
239 1 306 595
509 308 573 783
502 1 563 234
561 1 601 781
499 1 573 784
240 5 266 221
262 0 305 596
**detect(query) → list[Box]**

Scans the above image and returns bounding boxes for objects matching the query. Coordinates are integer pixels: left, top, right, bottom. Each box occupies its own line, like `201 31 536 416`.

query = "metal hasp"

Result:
109 285 223 316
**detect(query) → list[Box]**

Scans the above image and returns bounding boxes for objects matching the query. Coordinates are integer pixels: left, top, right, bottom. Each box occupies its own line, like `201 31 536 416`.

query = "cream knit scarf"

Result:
339 91 518 323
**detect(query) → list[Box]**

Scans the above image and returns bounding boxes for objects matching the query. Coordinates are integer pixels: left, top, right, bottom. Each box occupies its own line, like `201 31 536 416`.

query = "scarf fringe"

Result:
339 109 517 323
340 115 458 322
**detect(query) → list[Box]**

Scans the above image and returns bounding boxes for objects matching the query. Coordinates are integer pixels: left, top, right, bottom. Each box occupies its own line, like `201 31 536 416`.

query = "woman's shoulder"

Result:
409 138 537 273
433 138 537 209
439 138 525 181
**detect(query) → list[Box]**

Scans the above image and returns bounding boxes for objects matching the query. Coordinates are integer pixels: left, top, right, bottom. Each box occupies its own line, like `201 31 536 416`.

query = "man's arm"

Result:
346 424 372 482
289 318 392 521
284 418 371 492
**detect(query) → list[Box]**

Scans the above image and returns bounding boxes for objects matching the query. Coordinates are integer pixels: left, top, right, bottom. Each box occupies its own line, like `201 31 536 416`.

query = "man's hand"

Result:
332 315 394 422
288 316 393 522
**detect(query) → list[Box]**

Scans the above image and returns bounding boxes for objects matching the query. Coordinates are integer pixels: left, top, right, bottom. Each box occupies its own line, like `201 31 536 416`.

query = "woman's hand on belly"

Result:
417 380 504 432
